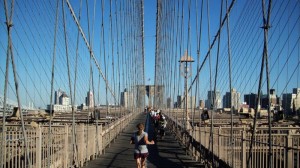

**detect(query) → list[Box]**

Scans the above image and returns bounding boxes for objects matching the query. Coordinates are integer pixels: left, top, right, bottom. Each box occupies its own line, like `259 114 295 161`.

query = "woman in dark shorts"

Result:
130 123 155 168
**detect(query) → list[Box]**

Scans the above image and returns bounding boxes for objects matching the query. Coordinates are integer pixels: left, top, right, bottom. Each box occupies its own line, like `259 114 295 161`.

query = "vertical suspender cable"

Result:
262 0 273 167
90 0 99 155
86 0 91 161
109 0 116 116
62 0 76 165
174 0 180 128
187 0 236 93
179 0 184 127
206 0 213 165
225 0 234 167
247 0 272 167
141 0 145 107
65 0 118 104
2 3 11 167
100 0 108 118
195 0 204 162
2 0 12 166
73 0 82 162
154 0 160 108
48 0 59 167
114 0 121 117
187 0 191 130
4 0 32 167
212 1 223 167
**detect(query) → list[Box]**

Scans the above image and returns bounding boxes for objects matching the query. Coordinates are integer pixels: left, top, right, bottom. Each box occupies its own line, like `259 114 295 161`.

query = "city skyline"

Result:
0 0 299 110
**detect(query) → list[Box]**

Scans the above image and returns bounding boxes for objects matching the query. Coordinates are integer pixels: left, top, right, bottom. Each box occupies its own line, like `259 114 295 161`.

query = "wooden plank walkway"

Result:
83 112 204 168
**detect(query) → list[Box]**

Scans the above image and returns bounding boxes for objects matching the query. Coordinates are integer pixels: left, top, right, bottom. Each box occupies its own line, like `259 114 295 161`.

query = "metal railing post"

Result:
242 129 246 168
64 125 69 168
36 126 42 168
218 127 223 161
99 125 103 155
286 131 293 168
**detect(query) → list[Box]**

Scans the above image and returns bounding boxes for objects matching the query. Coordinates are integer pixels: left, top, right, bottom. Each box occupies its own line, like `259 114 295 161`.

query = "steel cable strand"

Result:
247 0 272 166
7 29 49 105
195 0 204 163
114 0 122 117
233 0 284 95
187 0 236 95
100 0 109 119
21 0 89 103
216 13 261 96
262 1 299 91
234 0 289 94
172 0 181 124
1 2 11 166
0 39 46 107
271 37 300 93
154 0 160 108
278 49 300 97
90 0 100 155
186 0 192 132
179 0 184 126
47 0 59 167
225 0 235 166
109 0 117 117
3 0 32 167
18 0 86 91
120 0 126 115
85 0 91 162
206 0 214 166
261 0 273 166
141 0 145 89
62 0 77 165
211 0 254 87
238 0 297 97
212 1 223 167
71 0 82 162
220 1 261 94
65 0 119 104
169 0 177 118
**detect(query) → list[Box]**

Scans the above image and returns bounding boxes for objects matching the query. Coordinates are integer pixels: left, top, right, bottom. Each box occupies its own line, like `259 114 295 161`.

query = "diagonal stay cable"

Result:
65 0 118 104
187 0 236 94
3 0 32 167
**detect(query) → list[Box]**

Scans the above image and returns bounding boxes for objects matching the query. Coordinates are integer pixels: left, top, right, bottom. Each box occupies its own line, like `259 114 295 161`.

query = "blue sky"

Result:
0 0 299 108
144 0 156 85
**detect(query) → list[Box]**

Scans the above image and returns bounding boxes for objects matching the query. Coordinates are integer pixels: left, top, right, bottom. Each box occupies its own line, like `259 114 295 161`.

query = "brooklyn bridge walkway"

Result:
83 113 204 168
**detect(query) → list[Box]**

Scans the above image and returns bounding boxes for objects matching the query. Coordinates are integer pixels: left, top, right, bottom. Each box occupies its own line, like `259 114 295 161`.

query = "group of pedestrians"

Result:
149 109 167 139
130 108 168 168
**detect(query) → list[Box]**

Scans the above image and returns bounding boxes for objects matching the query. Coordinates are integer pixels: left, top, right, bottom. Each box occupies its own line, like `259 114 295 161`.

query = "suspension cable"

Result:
65 0 118 104
3 0 32 167
247 0 273 167
47 0 59 167
195 0 204 162
188 0 236 94
72 0 82 164
225 0 234 167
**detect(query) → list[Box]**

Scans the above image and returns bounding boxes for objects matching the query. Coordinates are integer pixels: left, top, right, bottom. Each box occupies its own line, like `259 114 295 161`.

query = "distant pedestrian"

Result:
130 123 155 168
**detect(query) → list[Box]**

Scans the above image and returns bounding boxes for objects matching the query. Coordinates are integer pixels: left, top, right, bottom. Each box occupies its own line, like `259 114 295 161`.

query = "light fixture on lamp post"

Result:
179 51 194 131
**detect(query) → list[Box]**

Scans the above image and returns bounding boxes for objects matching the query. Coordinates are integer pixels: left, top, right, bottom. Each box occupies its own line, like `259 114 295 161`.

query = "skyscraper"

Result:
206 90 221 109
223 88 240 110
54 89 63 105
244 93 258 109
86 91 94 108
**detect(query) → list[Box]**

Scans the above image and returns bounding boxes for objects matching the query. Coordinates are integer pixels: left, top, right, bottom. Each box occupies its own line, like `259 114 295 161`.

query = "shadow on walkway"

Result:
83 112 203 168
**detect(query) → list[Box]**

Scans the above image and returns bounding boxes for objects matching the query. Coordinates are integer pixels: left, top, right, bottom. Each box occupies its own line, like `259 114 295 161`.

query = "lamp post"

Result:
179 51 194 130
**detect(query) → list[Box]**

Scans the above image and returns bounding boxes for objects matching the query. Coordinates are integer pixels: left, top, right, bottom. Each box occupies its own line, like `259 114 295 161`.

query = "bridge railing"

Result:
165 114 300 168
0 110 139 168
